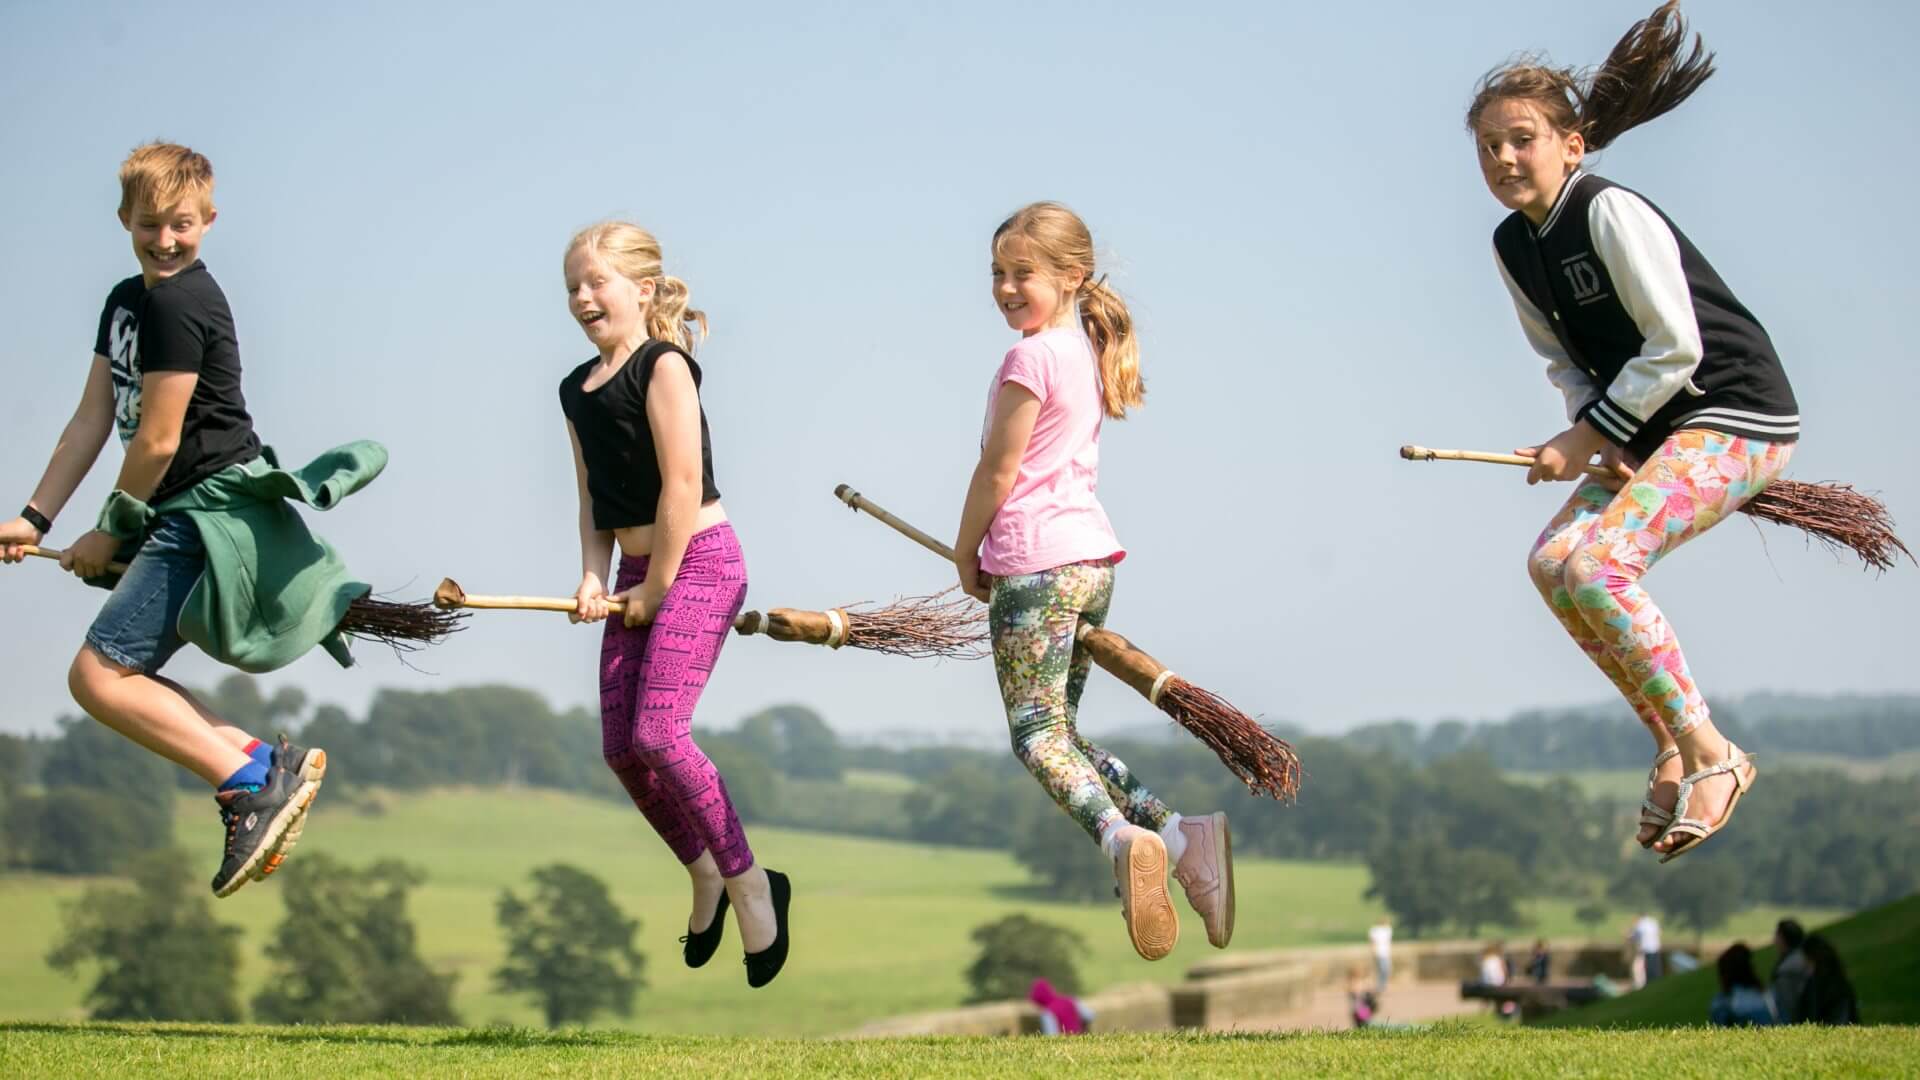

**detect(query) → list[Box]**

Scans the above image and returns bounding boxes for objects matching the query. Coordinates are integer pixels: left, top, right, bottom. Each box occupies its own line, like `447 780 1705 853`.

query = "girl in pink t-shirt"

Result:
953 202 1235 962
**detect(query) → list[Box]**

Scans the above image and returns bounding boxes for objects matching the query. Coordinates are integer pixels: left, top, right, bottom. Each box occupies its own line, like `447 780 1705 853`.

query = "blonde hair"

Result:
993 202 1143 420
565 220 708 353
118 142 215 218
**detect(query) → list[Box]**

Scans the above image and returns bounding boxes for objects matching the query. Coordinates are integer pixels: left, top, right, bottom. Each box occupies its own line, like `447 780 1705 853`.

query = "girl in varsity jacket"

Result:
557 222 790 986
1469 2 1797 862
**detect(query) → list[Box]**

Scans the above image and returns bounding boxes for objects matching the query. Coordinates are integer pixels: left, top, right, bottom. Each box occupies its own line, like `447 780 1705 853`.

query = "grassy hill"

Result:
0 786 1838 1036
2 1023 1916 1078
1541 894 1920 1028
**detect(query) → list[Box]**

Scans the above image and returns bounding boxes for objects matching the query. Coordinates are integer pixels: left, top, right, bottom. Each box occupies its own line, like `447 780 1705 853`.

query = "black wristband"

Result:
21 505 52 535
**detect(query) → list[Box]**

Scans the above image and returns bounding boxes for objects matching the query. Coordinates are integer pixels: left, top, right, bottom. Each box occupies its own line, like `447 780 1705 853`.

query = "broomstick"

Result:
11 544 463 653
831 484 1302 801
1398 446 1913 572
431 579 987 660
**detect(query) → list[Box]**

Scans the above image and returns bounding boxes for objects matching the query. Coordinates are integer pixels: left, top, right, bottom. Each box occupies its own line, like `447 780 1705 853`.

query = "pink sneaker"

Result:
1173 812 1235 948
1113 826 1179 961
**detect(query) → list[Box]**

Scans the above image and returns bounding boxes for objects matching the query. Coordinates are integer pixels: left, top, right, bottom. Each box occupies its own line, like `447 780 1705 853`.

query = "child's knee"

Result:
1526 541 1565 592
67 645 123 709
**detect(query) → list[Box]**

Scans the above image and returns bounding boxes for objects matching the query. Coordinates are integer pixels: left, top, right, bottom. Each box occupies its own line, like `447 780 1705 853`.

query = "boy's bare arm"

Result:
109 369 199 503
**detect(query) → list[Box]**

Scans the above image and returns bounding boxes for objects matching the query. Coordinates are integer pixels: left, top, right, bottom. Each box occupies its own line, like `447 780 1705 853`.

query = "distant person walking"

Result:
1369 917 1394 992
1630 913 1663 985
1527 939 1552 985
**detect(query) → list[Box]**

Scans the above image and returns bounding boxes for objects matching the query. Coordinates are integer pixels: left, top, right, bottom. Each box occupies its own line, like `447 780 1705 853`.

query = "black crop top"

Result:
558 339 721 530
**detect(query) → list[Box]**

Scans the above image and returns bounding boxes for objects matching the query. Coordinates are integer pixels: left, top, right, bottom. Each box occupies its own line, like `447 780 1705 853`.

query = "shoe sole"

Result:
1212 812 1236 949
1119 832 1178 961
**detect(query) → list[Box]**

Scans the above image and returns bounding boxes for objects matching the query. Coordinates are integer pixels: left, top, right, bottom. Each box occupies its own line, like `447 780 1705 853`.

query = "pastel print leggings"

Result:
600 523 755 877
990 559 1174 844
1526 430 1793 739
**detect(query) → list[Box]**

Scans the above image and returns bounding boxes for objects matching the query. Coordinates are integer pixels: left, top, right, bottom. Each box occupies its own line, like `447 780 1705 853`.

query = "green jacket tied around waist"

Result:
94 441 388 673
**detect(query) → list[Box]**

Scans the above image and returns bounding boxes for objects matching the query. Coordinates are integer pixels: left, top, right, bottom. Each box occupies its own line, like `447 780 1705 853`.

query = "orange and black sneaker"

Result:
210 738 325 898
252 737 327 881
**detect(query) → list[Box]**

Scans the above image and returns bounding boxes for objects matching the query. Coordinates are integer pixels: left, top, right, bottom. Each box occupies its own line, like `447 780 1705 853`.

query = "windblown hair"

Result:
1466 1 1717 151
566 221 708 353
993 202 1143 420
118 142 215 218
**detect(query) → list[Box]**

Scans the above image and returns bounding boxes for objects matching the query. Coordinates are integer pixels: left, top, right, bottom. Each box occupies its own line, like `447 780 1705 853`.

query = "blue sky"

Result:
3 0 1915 740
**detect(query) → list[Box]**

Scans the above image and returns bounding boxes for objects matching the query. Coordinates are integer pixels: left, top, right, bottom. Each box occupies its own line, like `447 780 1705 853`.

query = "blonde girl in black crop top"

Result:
558 223 728 628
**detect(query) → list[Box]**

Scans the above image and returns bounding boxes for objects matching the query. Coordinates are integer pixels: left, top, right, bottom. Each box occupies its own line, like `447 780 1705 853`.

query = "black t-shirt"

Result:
93 262 262 502
558 340 721 530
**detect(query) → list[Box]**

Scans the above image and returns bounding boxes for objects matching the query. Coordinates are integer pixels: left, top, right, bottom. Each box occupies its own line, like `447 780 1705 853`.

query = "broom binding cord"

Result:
1399 444 1913 573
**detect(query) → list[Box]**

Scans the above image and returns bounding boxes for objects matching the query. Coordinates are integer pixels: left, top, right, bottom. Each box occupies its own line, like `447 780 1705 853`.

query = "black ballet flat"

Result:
681 890 730 969
743 869 791 989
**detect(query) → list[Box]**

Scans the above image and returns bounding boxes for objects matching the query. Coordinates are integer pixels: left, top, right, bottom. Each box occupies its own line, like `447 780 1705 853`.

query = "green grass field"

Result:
1541 894 1920 1029
1 1023 1916 1078
0 787 1839 1036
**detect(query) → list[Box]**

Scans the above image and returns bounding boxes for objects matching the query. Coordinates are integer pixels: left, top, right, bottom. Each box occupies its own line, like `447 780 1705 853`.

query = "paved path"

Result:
1253 980 1487 1032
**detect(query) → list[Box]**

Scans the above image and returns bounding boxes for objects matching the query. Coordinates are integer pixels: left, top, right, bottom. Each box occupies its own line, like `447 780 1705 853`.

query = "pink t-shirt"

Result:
978 326 1125 576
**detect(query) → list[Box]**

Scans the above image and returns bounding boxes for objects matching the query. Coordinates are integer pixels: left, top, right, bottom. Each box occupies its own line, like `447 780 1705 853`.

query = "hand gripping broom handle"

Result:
14 544 132 575
1399 444 1619 479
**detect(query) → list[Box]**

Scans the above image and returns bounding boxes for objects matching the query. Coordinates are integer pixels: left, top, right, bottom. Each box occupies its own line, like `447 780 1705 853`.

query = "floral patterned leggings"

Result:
1526 429 1793 739
990 559 1174 844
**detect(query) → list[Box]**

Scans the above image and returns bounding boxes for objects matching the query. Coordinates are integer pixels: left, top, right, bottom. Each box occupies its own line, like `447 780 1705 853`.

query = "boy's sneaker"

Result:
209 739 324 897
1112 826 1179 961
1173 812 1236 949
252 737 327 880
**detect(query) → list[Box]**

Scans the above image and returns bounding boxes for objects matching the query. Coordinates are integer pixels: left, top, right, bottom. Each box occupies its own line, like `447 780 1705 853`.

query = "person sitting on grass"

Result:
1769 918 1811 1022
1708 943 1777 1027
1795 934 1860 1025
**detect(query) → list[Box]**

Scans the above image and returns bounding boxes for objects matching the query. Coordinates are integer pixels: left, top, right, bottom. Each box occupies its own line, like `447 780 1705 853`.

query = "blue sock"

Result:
218 759 269 792
248 739 275 772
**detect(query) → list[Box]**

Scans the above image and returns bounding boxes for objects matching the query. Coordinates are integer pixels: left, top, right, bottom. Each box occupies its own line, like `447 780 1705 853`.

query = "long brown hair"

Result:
1466 1 1717 151
992 202 1143 420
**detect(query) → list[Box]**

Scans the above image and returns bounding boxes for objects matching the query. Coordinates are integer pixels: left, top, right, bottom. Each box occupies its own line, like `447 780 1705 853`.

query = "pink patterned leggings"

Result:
1526 430 1792 739
600 523 755 877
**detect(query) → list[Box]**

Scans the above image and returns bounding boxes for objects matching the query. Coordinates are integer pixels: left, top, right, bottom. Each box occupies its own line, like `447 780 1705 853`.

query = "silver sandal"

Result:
1658 746 1758 864
1638 747 1680 849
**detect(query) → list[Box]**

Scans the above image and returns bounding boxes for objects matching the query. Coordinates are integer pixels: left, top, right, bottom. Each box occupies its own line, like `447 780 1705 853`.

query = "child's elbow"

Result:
133 432 181 460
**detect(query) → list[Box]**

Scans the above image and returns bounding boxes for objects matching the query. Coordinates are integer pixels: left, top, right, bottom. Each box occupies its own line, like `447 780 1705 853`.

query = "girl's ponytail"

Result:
1078 277 1143 420
1582 0 1716 151
646 274 709 354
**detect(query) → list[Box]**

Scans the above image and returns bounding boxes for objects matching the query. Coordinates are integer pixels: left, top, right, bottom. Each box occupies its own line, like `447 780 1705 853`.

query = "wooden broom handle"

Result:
834 484 958 562
12 544 132 574
1399 444 1618 480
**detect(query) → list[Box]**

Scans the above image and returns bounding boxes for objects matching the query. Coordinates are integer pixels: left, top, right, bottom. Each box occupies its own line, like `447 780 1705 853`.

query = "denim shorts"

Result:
84 512 204 674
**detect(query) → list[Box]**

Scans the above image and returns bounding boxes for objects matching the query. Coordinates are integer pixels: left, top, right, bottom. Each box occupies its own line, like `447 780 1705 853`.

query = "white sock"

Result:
1098 820 1133 859
1159 813 1188 863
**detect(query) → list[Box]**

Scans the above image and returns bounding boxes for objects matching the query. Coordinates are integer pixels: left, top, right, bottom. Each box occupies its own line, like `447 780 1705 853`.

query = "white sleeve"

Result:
1496 245 1599 423
1038 1012 1060 1035
1583 188 1705 446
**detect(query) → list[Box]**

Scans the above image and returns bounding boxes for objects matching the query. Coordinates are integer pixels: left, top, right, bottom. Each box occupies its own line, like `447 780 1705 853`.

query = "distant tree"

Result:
46 848 242 1021
738 705 846 781
964 914 1088 1004
905 761 1027 849
1365 831 1527 938
1575 899 1611 940
11 785 171 875
495 864 647 1028
1653 857 1746 946
1011 803 1112 902
251 853 459 1025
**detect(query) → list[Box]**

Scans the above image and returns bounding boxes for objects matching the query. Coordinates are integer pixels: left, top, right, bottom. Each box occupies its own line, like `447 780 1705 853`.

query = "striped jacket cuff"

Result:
1579 396 1642 447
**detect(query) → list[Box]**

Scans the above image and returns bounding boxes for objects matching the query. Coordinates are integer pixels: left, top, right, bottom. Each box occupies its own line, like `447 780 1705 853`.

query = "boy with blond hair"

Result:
0 142 331 896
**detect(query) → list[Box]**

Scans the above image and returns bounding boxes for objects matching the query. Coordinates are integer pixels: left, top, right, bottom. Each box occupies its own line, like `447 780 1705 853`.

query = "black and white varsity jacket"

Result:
1493 171 1799 460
